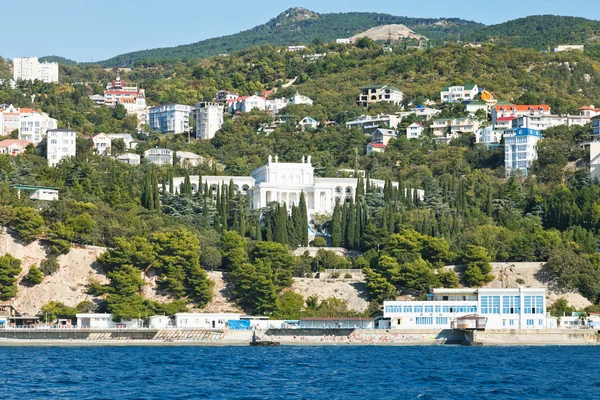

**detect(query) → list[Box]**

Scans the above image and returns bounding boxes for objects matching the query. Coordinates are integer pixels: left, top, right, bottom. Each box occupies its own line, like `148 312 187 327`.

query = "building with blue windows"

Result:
384 288 548 330
504 127 542 178
148 103 192 134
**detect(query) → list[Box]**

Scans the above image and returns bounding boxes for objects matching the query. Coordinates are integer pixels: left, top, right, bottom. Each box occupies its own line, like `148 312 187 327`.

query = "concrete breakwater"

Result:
0 328 597 345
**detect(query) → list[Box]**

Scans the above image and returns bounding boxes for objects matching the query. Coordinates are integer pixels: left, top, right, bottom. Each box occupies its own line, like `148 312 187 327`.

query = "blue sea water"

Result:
0 345 599 399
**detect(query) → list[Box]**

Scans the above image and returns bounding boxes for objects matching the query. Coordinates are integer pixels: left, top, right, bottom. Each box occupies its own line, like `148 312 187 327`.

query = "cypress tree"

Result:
354 200 362 249
345 199 356 249
152 169 160 211
265 212 273 241
169 171 174 194
341 201 348 246
182 170 192 196
273 203 289 245
299 192 309 247
228 179 235 202
331 200 342 247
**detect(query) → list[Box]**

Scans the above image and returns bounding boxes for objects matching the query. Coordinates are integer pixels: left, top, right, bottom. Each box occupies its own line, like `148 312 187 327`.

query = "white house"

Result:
287 46 307 52
431 117 480 137
554 45 584 52
289 92 313 106
2 105 37 135
106 133 137 150
384 287 549 330
357 85 403 107
492 104 550 127
148 315 173 329
298 116 318 130
13 57 59 83
406 122 424 139
116 153 141 166
215 90 239 103
440 84 478 103
265 97 288 113
366 142 386 155
92 133 112 155
345 114 402 134
46 129 76 167
195 102 223 140
504 127 542 177
117 89 147 131
336 38 351 44
0 139 31 155
408 105 441 120
144 148 174 166
228 95 267 113
512 114 591 131
174 313 243 329
18 114 58 145
170 156 424 217
475 126 503 145
76 313 142 328
579 105 600 118
177 151 205 167
148 104 193 134
102 76 140 107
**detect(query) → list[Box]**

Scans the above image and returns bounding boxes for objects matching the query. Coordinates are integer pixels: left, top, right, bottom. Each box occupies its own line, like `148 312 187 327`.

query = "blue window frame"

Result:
435 306 441 313
524 296 544 314
414 306 424 313
425 306 434 313
527 319 534 326
502 296 520 314
436 317 448 325
416 317 433 325
403 306 412 313
481 296 500 314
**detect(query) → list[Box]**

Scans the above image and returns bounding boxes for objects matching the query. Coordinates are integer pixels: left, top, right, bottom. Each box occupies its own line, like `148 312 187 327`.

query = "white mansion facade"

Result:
171 156 423 216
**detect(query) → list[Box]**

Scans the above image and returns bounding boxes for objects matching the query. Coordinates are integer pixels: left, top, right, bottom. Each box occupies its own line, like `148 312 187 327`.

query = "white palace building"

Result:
384 287 551 330
171 156 423 216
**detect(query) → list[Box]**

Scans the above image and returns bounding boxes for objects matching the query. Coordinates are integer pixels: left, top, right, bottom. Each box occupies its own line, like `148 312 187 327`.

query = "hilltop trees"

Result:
0 254 22 300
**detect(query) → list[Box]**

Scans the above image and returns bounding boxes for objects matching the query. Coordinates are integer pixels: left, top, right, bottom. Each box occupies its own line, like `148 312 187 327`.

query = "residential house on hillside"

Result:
144 148 174 166
406 122 424 139
356 85 403 107
298 117 318 131
431 117 480 137
554 45 584 52
215 90 239 103
148 104 192 134
0 139 31 155
47 129 76 167
366 142 386 155
265 97 288 113
289 92 314 106
579 105 600 118
346 114 402 134
106 133 137 150
492 104 550 127
465 100 489 115
494 116 517 130
18 113 58 145
590 142 600 179
475 126 503 145
102 76 141 107
372 128 397 145
117 89 147 131
440 84 478 103
92 133 112 155
504 127 542 177
1 104 37 135
177 151 205 168
407 105 441 120
228 95 267 113
116 153 141 166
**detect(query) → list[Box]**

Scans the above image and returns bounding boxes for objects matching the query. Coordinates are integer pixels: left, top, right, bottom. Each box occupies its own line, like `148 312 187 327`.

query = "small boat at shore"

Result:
250 331 280 346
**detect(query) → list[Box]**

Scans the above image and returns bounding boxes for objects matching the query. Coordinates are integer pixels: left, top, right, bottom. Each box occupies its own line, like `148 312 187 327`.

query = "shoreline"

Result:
0 338 598 347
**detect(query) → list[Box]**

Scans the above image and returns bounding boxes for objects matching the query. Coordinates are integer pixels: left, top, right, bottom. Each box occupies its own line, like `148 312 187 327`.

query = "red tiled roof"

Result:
496 116 517 122
494 104 550 112
0 139 31 148
369 143 386 148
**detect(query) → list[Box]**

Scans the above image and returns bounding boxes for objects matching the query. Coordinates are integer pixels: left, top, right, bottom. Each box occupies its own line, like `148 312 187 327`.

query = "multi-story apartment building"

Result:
215 90 239 103
504 127 542 177
513 114 592 131
356 85 403 107
46 129 76 167
440 84 478 103
475 126 504 145
13 57 59 83
148 104 192 134
195 102 223 140
18 114 58 145
592 115 600 137
492 104 550 127
103 76 140 107
345 114 402 134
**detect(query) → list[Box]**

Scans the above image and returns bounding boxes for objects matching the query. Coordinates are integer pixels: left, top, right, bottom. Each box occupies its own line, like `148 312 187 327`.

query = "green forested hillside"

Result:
2 41 600 318
464 15 600 49
98 8 481 67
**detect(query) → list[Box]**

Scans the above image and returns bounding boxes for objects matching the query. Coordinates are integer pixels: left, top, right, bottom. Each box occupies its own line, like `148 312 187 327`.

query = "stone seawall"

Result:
474 329 600 345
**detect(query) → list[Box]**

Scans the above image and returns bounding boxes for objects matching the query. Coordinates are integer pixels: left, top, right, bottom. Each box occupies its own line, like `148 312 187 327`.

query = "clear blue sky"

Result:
2 0 598 62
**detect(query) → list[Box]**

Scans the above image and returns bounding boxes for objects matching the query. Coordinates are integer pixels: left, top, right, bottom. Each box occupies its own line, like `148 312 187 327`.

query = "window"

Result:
416 317 433 325
527 319 534 326
403 306 412 313
435 306 441 313
502 296 520 314
435 317 448 325
509 320 515 326
538 320 544 326
414 306 423 313
425 306 434 313
481 296 500 314
524 296 544 314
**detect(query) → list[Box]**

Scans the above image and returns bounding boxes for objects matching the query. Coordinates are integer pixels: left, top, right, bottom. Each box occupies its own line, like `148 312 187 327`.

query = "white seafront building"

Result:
171 156 424 216
384 287 550 330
